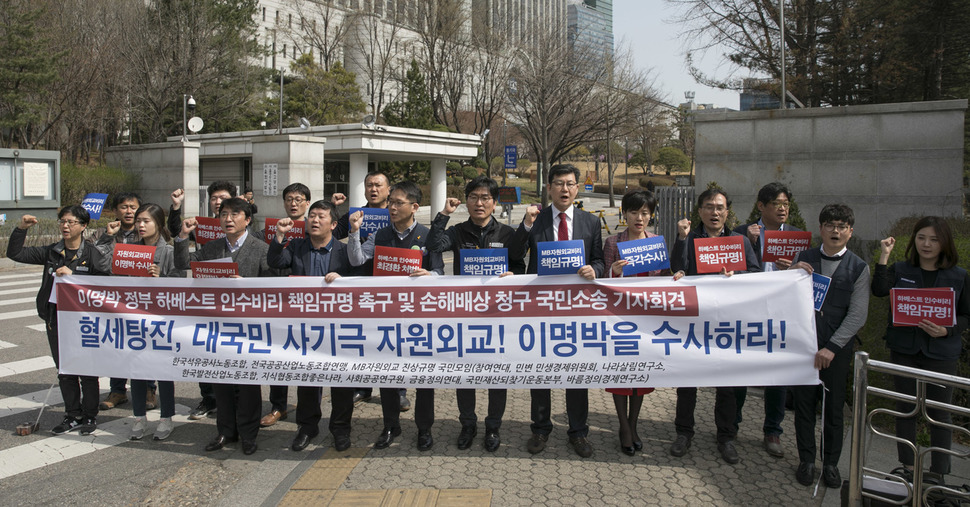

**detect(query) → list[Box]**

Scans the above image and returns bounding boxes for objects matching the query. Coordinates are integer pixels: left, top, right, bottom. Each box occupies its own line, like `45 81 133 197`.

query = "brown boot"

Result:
99 392 128 410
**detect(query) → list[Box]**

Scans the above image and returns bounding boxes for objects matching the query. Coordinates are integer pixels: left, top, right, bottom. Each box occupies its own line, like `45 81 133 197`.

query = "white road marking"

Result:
0 357 55 378
0 287 37 296
0 378 111 419
0 340 16 349
26 324 45 332
0 297 36 306
0 309 39 321
0 405 193 480
0 273 40 281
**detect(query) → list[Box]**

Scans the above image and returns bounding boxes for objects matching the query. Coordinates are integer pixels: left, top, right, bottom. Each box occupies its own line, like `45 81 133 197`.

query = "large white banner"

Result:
55 271 821 389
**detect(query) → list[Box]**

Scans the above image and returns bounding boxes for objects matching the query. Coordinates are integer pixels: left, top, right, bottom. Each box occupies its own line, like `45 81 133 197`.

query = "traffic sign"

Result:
504 146 517 169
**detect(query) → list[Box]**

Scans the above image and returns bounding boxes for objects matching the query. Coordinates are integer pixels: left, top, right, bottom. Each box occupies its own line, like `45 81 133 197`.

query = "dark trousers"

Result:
530 389 589 438
214 383 261 441
269 385 288 412
379 387 401 430
413 389 435 431
199 382 217 409
131 380 175 418
294 386 323 436
47 317 98 419
890 350 958 475
456 389 507 431
793 344 853 466
329 387 355 437
675 387 737 443
110 377 127 394
735 386 787 436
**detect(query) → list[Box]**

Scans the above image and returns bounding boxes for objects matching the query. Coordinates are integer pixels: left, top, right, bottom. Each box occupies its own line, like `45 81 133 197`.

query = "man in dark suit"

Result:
267 200 358 452
174 197 277 456
732 182 800 458
668 188 760 465
509 163 605 458
347 180 444 452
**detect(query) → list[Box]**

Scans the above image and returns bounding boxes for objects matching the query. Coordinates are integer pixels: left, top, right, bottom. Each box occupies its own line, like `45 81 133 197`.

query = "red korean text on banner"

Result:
111 243 156 277
762 230 812 263
373 245 424 276
693 236 747 274
263 218 305 244
891 287 956 327
193 216 225 246
191 261 239 278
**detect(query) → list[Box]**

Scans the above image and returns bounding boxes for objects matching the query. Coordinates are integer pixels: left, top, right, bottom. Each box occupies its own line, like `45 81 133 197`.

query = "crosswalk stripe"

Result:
0 297 35 306
0 273 40 281
0 405 193 480
0 378 110 420
0 309 39 321
26 324 45 332
0 287 37 296
0 340 15 349
0 357 54 378
0 280 41 288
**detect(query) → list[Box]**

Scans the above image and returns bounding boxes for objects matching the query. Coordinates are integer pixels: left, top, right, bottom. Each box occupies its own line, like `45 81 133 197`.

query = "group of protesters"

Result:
6 163 967 490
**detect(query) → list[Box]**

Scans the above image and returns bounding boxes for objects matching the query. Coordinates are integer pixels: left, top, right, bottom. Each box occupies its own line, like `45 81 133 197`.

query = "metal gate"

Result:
654 186 695 244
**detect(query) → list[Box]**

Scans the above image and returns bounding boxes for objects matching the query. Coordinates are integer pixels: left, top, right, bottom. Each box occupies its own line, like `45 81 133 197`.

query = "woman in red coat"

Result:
602 190 669 456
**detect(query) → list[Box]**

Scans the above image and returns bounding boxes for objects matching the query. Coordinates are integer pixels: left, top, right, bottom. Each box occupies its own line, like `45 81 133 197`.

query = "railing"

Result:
655 186 694 244
848 351 970 506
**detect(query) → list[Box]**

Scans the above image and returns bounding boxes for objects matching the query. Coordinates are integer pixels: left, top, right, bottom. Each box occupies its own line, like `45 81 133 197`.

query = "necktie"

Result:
558 212 568 241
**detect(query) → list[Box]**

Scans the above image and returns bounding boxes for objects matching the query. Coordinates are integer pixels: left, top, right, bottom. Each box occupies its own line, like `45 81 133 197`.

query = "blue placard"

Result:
459 248 508 276
618 235 670 276
812 273 831 311
80 193 110 220
537 240 586 276
504 146 517 169
351 207 390 240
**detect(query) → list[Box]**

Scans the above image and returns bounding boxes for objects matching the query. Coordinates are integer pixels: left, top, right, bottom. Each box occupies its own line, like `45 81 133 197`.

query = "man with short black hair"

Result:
790 204 869 489
508 163 604 458
425 175 525 452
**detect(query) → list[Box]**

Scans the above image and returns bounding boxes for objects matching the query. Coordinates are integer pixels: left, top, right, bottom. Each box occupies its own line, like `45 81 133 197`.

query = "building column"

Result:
430 158 446 218
348 153 369 208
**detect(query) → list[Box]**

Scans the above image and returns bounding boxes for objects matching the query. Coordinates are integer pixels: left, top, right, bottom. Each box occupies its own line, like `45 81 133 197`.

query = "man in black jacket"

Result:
267 200 358 453
7 206 110 435
425 176 525 452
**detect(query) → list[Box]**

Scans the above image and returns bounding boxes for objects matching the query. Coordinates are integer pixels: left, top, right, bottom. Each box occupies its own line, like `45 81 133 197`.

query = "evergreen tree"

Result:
284 55 365 126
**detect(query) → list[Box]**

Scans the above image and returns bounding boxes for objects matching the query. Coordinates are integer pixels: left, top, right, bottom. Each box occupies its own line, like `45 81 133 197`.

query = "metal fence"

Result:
654 186 695 243
847 351 970 506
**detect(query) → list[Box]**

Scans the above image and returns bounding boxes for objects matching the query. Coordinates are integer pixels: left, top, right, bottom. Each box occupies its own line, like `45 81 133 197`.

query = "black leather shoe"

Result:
482 431 500 452
621 444 636 456
456 426 477 450
333 434 351 452
569 436 593 458
242 439 257 455
204 434 238 452
717 440 740 464
291 430 317 452
796 462 816 486
526 433 548 454
822 465 842 488
374 427 401 449
352 390 371 404
669 435 691 457
417 430 433 451
632 432 643 451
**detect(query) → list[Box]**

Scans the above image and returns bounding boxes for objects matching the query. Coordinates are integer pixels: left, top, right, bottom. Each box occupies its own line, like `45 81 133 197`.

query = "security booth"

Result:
0 148 61 223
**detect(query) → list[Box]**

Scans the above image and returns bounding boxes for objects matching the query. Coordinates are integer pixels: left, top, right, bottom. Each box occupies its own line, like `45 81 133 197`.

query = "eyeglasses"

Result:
387 199 412 208
769 200 790 209
700 205 728 213
58 219 80 226
467 194 494 203
218 211 245 219
284 197 306 204
550 180 578 189
822 222 851 232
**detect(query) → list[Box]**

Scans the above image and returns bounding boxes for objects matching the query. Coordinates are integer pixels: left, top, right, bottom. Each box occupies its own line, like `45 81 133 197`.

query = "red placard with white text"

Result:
191 261 239 278
693 236 746 273
263 218 305 244
373 245 424 276
111 243 156 277
891 287 956 327
762 230 812 263
193 217 225 246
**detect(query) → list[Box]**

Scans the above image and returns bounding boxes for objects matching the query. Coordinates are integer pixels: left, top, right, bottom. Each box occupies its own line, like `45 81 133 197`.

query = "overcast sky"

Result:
613 0 746 109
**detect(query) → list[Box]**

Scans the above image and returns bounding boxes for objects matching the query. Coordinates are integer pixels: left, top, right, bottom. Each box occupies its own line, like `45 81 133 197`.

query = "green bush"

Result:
61 161 140 207
461 166 479 180
858 216 970 441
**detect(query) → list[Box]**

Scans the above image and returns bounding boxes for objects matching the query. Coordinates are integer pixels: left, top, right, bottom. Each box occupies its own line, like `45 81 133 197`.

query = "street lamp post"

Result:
181 94 196 142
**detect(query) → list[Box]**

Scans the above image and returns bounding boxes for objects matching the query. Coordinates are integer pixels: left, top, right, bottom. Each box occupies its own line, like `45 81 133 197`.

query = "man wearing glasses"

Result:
732 182 802 459
347 181 444 451
790 204 869 489
508 163 605 458
425 175 526 452
259 182 312 428
669 188 759 465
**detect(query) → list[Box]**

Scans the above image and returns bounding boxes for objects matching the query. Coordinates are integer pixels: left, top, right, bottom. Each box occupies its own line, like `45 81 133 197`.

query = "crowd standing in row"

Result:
7 165 967 489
